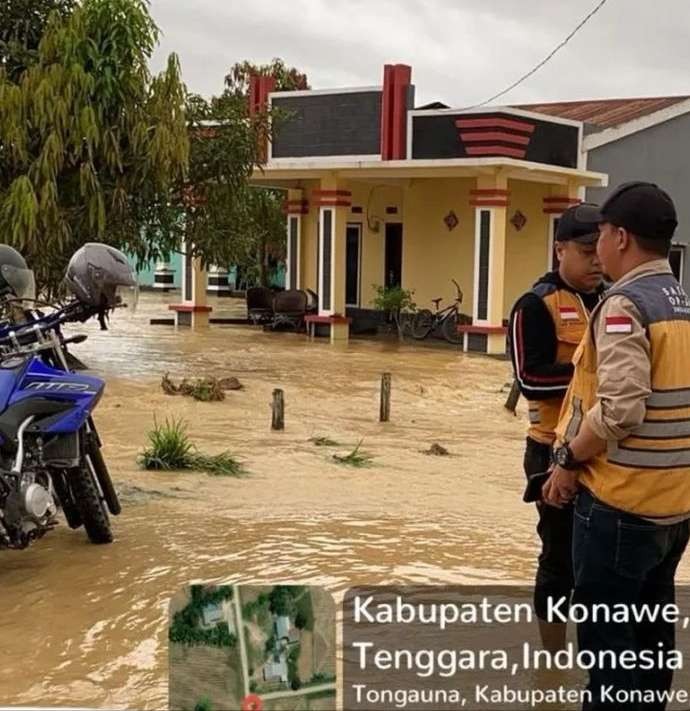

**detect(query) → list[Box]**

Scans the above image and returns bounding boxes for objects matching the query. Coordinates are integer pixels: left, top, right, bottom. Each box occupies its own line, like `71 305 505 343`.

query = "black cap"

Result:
555 203 601 243
599 181 677 240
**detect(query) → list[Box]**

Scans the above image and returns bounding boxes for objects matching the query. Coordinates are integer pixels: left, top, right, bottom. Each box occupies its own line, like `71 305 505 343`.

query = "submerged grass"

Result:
139 417 243 477
332 440 374 468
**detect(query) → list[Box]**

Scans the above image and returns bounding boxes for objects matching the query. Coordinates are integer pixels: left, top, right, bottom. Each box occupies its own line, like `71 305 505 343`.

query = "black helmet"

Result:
0 245 35 301
64 243 138 310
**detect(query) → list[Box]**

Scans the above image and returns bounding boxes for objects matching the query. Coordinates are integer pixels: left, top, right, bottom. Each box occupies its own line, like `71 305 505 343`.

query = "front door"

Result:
385 223 403 288
346 223 361 307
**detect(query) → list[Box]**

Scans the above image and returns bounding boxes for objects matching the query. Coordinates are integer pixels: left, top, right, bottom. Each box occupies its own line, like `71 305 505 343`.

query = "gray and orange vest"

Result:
556 272 690 517
527 285 591 445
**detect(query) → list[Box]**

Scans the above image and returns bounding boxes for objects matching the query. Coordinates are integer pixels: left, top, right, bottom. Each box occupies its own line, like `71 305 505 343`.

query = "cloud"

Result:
149 0 690 106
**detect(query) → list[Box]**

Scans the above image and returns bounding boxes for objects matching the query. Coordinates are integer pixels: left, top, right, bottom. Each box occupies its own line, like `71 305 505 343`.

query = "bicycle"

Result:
410 279 465 345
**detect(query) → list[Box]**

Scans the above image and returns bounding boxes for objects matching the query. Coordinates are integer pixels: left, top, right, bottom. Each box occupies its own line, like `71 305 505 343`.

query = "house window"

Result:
670 245 685 283
288 216 299 290
320 209 333 313
475 210 491 322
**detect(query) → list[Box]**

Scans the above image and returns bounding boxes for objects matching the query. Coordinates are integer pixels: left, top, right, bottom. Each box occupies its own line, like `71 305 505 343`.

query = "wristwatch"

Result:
552 443 580 470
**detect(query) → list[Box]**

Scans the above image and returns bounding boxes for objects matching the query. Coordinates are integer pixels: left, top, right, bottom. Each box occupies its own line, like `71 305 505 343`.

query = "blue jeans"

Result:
573 489 690 710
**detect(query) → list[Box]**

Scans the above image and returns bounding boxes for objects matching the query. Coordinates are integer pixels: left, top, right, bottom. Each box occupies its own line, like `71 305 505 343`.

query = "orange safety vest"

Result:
556 272 690 518
527 285 590 445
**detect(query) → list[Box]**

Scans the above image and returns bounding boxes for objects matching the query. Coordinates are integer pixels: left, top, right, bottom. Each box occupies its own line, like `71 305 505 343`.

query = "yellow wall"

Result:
503 180 552 316
297 177 554 323
401 178 476 317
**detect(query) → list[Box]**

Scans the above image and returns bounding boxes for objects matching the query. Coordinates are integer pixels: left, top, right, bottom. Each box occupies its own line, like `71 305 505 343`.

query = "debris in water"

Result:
161 374 242 402
310 436 340 447
333 440 374 468
423 443 450 457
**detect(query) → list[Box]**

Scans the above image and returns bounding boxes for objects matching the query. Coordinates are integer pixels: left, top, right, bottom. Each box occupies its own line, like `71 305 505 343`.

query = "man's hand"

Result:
542 466 579 508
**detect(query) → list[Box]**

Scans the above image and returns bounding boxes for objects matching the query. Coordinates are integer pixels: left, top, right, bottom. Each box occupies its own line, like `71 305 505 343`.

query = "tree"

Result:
0 0 77 80
178 91 273 277
225 57 309 97
0 0 188 297
294 611 307 630
194 698 212 711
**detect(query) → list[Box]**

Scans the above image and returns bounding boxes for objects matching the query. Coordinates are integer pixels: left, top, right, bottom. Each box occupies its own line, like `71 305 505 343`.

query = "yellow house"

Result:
248 64 607 355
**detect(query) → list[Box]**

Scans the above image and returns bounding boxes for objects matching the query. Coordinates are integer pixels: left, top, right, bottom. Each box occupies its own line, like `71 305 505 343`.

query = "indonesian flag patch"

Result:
560 306 580 321
606 315 633 334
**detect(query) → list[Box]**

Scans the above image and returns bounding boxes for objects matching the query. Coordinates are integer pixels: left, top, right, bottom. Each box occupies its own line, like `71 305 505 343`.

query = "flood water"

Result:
2 292 689 709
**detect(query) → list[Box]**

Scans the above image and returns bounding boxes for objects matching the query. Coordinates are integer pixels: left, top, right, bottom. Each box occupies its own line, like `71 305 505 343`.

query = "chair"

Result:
270 289 308 331
246 287 274 324
305 289 319 315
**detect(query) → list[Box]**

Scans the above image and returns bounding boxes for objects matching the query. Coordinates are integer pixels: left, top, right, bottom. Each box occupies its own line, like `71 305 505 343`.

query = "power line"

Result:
462 0 610 110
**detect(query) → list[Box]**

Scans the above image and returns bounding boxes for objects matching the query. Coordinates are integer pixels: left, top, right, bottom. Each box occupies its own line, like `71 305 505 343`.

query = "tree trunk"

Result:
259 234 268 287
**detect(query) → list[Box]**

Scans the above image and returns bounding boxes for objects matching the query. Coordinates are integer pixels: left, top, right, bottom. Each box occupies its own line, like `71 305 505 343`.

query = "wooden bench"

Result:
304 314 353 339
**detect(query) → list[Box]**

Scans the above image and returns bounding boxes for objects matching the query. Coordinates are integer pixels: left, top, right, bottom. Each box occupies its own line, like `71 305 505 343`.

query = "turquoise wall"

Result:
127 252 285 289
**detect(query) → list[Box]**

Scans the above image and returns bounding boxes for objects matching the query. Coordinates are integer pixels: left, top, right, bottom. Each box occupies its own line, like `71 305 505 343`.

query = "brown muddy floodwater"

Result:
2 292 689 710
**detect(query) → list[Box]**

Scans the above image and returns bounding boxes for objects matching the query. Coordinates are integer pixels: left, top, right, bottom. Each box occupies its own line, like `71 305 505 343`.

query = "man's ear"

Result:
616 227 631 252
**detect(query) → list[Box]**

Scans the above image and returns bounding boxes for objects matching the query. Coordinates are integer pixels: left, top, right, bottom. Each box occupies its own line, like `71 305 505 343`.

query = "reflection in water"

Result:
0 293 688 709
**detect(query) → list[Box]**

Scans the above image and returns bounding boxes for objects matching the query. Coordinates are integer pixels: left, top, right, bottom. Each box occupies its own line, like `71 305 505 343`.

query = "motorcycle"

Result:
0 297 123 549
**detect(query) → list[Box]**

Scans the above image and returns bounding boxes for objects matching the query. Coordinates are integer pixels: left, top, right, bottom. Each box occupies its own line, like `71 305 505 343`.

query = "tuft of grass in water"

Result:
310 436 340 448
191 452 243 477
332 440 373 468
139 417 194 470
139 417 243 477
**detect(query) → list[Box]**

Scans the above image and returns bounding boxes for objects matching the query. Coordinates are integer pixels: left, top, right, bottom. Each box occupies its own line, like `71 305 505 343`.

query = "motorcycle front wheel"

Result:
70 463 113 544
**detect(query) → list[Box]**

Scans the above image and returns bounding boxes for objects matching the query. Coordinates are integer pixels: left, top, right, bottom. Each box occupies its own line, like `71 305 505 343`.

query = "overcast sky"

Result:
149 0 690 107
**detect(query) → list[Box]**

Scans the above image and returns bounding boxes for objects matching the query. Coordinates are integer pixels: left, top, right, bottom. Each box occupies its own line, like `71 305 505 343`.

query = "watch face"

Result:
556 447 568 466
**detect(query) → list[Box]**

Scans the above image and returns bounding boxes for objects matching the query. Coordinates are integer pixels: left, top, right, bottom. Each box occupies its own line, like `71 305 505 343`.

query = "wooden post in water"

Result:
380 373 392 422
272 389 285 431
504 379 520 415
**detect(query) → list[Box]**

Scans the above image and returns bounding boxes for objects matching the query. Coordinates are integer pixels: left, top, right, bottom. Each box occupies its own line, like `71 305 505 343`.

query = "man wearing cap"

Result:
509 203 605 653
545 182 690 709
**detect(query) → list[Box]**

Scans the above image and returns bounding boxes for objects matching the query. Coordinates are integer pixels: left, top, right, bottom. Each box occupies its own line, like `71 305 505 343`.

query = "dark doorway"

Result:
385 223 403 288
346 223 361 306
551 217 561 272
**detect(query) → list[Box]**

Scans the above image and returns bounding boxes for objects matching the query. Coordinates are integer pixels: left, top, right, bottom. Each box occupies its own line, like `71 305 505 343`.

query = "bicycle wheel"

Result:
441 311 463 345
411 309 435 339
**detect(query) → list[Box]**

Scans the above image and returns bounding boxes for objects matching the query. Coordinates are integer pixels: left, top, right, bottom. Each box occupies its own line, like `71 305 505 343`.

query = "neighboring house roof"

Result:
517 96 690 129
201 602 224 627
276 615 291 639
263 657 288 684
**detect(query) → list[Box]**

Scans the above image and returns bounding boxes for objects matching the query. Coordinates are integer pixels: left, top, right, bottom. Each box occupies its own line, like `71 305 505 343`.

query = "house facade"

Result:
519 97 690 290
250 64 607 354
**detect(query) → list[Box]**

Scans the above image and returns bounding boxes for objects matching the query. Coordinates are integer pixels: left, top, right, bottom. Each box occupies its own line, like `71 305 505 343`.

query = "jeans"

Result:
573 488 690 710
524 437 574 619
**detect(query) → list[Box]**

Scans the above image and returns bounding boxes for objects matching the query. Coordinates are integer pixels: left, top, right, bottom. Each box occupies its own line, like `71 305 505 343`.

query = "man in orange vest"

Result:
509 204 604 652
545 182 690 709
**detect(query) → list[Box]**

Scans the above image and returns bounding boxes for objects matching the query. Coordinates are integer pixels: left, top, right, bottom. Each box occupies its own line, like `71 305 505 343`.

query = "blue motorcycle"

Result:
0 243 136 549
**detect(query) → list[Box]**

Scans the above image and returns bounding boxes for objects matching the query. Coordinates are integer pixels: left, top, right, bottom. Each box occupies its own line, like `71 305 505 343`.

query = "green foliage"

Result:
194 697 212 711
294 591 314 632
333 440 374 468
0 0 189 297
177 91 286 286
139 417 243 477
169 586 236 649
225 57 309 96
249 681 257 694
371 284 417 341
268 586 295 617
0 0 77 80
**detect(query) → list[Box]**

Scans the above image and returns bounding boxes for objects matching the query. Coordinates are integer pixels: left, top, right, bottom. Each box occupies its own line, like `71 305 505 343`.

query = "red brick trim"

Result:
312 189 352 197
457 324 507 335
168 304 213 313
543 196 581 204
466 145 527 159
543 196 582 214
284 199 309 215
456 117 535 133
305 314 353 325
470 189 511 197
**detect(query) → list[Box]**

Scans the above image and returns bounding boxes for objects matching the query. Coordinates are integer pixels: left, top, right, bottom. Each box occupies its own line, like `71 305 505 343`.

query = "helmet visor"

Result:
1 265 36 301
115 283 139 314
